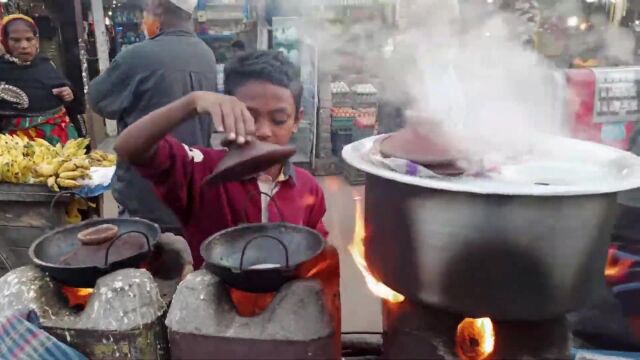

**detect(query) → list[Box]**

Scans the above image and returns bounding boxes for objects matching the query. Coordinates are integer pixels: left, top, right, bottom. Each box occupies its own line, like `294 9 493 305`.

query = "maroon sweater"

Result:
135 136 329 268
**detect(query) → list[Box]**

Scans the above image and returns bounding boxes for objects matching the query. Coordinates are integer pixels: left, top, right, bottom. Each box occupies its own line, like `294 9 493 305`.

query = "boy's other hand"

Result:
191 91 255 145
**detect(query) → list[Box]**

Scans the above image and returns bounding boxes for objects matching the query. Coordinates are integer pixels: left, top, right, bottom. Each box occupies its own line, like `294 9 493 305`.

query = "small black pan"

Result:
200 192 326 293
28 191 160 288
29 218 160 288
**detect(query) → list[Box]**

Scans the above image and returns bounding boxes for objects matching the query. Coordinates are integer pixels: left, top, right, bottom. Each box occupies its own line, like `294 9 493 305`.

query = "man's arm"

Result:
88 57 135 120
115 91 255 165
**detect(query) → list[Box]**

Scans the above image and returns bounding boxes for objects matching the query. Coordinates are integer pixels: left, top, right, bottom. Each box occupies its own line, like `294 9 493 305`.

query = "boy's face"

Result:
234 80 301 147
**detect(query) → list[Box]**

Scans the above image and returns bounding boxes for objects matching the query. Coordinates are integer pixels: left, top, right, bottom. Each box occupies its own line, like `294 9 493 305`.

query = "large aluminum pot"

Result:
343 135 640 321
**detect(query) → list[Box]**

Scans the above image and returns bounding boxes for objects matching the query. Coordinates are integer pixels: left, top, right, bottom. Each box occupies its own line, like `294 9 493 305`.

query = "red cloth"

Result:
135 136 329 268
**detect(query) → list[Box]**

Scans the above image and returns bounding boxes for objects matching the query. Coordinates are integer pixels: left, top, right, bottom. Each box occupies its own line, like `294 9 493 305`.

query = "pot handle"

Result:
239 234 290 271
103 230 152 268
48 191 88 229
240 191 285 224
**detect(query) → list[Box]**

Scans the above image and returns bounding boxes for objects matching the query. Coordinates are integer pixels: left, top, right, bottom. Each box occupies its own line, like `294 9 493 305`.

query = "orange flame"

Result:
605 247 635 283
228 288 276 317
456 318 496 360
349 196 405 304
61 286 94 309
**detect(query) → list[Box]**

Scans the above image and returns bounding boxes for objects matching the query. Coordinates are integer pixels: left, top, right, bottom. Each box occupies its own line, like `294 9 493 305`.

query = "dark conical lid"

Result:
203 141 297 184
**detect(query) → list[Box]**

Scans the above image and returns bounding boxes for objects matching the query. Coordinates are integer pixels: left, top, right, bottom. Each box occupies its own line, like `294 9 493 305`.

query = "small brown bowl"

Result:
77 224 119 246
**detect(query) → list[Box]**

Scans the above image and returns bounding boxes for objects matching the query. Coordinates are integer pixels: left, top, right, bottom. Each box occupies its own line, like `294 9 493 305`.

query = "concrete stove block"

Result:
0 266 166 330
166 270 339 359
0 266 169 359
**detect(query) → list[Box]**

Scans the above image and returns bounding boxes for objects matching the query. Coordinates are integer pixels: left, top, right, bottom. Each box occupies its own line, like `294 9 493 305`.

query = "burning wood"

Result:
456 318 495 360
605 245 638 284
60 286 94 309
349 196 405 304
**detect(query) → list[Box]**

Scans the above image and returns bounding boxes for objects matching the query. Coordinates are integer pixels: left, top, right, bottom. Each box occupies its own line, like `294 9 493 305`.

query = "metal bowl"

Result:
201 222 326 293
343 135 640 320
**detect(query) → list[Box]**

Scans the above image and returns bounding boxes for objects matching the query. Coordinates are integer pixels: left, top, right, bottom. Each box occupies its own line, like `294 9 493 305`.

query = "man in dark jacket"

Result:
89 0 216 235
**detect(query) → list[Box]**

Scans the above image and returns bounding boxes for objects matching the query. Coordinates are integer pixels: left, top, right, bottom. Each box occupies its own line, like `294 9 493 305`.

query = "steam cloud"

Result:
286 0 636 147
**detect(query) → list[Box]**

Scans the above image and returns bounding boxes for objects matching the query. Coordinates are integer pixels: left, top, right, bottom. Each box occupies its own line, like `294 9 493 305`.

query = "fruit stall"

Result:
0 136 116 275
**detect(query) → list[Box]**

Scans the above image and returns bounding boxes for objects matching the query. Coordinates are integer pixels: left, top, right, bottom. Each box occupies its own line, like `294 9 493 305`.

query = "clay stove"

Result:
166 270 341 360
0 266 170 359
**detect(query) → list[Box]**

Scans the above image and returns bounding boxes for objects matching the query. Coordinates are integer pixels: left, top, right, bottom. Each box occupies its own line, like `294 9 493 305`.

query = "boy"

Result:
115 50 330 271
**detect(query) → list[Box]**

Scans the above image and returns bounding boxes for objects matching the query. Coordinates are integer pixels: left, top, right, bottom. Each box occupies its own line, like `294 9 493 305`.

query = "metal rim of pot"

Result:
200 191 326 293
343 135 640 197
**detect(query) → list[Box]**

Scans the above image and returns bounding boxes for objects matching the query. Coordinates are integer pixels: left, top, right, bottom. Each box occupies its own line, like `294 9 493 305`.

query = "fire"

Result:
456 318 495 360
228 288 276 317
60 286 94 309
348 196 405 304
305 257 332 279
605 246 635 284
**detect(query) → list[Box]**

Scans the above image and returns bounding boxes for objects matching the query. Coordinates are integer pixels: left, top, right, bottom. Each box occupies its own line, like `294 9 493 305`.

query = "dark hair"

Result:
224 50 302 112
231 40 246 51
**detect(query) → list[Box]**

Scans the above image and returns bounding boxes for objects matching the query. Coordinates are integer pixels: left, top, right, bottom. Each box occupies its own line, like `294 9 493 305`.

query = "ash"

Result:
166 270 333 341
0 266 166 331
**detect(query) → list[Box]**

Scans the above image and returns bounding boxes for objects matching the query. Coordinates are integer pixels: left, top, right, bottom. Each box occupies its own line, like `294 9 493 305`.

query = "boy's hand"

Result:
191 91 255 145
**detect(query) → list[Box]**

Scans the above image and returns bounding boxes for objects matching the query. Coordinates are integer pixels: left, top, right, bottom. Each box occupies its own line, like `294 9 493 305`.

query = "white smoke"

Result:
289 0 636 147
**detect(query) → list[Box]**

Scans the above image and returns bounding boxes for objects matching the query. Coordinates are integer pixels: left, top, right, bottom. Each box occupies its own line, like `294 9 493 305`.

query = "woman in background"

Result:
0 15 78 145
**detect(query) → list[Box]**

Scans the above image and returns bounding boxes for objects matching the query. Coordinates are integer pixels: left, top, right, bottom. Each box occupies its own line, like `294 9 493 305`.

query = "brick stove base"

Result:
166 270 340 360
0 266 169 359
383 300 571 360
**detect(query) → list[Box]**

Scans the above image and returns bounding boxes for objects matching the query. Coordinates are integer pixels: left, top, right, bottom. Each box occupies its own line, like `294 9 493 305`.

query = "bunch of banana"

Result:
88 150 117 168
0 134 33 184
39 156 92 192
0 135 117 192
62 138 91 159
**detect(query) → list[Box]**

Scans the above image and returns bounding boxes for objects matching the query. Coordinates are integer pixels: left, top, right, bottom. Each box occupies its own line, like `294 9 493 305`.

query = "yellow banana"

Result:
59 171 85 180
58 161 77 174
35 163 56 177
33 138 52 149
47 177 60 192
57 178 81 188
73 158 91 170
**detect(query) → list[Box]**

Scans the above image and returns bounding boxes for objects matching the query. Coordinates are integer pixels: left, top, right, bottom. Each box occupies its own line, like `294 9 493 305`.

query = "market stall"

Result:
270 0 397 180
0 136 116 275
195 0 258 91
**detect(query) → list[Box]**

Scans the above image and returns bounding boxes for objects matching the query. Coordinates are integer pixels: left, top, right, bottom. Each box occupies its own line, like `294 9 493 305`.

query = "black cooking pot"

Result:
201 192 326 293
29 218 160 288
28 192 160 288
